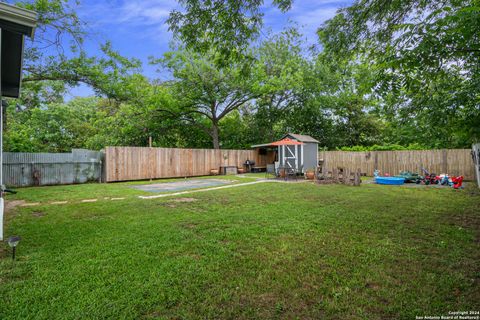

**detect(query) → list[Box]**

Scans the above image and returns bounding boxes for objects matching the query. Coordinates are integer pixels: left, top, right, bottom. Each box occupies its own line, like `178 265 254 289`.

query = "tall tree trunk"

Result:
211 122 220 149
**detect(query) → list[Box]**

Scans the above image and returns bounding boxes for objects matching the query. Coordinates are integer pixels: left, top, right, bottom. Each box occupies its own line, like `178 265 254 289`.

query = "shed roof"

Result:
283 133 319 143
270 138 303 146
251 133 318 148
251 142 274 148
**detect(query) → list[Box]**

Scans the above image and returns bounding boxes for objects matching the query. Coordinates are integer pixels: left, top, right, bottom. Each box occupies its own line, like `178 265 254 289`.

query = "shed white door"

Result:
283 145 298 169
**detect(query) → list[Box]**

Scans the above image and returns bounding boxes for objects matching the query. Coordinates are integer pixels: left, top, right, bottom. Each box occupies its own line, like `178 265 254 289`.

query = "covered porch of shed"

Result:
252 138 305 174
251 145 278 172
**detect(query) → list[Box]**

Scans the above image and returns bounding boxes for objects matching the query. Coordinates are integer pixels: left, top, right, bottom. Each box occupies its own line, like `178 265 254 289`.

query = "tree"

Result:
12 0 143 109
152 49 259 149
84 85 211 150
318 0 480 146
251 27 310 142
4 97 100 152
320 53 383 147
246 26 382 148
167 0 293 62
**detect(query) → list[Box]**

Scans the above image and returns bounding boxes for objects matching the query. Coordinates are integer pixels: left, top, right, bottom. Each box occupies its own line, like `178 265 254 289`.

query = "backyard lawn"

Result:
1 176 479 319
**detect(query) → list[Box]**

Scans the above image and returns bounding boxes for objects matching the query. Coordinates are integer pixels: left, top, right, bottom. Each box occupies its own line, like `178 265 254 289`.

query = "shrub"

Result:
336 143 429 151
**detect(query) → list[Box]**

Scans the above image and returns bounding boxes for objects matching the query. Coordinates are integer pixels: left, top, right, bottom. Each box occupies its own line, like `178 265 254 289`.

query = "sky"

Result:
69 0 353 98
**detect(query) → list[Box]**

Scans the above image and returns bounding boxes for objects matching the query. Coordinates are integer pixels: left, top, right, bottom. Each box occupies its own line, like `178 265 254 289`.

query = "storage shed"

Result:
251 133 319 173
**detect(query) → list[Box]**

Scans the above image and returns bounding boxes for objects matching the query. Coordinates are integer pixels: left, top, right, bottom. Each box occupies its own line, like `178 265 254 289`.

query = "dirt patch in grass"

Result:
172 197 198 203
4 200 26 214
3 200 28 221
186 253 202 260
159 197 199 208
365 282 381 290
31 211 45 218
181 222 198 229
443 204 480 251
141 310 163 319
185 207 208 214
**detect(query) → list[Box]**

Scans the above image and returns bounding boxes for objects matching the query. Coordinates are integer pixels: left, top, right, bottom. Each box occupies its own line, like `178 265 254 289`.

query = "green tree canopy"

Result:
151 48 259 149
319 0 480 146
167 0 293 62
13 0 144 109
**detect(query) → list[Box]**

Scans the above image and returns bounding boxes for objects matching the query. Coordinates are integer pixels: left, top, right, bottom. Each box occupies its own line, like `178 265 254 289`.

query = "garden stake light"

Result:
7 235 21 260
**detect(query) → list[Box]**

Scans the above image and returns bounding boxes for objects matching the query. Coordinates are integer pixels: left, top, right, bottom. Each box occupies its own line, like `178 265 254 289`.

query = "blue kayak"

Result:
375 177 405 185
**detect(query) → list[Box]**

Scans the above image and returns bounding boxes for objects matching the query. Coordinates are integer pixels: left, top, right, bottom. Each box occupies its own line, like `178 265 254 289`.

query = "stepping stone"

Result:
81 199 98 203
20 202 40 207
111 197 125 201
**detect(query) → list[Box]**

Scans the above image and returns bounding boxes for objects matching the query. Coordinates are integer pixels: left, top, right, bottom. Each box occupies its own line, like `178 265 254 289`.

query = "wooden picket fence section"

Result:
319 149 475 180
105 147 257 182
106 147 475 182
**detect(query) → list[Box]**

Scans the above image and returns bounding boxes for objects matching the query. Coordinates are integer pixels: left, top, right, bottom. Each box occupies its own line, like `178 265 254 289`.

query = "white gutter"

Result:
0 2 37 37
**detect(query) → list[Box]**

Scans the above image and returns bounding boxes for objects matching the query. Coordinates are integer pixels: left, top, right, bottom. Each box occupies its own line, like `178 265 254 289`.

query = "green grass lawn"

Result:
1 178 479 319
4 174 259 203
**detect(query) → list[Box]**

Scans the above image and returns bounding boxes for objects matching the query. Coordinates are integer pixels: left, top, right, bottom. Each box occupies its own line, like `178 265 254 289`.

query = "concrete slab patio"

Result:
130 178 233 193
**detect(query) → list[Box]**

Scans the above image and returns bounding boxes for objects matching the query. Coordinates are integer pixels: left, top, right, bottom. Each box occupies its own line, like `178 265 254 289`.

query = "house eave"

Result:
0 2 37 38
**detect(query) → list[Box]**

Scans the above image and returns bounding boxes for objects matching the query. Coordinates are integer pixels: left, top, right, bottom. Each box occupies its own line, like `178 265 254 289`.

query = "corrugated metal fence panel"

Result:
3 152 73 164
2 150 104 187
319 149 476 180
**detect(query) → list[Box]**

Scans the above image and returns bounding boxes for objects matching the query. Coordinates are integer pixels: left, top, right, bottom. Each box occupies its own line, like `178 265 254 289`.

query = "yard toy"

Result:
395 171 420 183
452 176 464 189
418 168 439 185
375 176 405 185
437 174 451 186
375 169 405 185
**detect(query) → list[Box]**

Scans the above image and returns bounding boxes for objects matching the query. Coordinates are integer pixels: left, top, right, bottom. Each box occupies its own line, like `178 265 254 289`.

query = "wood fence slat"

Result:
105 147 256 182
319 149 474 180
106 147 475 182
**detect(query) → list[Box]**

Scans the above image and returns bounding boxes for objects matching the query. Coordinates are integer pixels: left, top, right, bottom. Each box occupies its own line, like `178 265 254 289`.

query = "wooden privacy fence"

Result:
105 147 256 182
105 147 476 182
319 149 475 180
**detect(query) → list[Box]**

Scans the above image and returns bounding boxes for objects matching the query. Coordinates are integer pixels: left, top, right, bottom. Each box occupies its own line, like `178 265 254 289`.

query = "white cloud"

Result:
263 0 351 44
115 1 174 25
294 7 340 27
77 0 351 52
79 0 178 27
78 0 179 43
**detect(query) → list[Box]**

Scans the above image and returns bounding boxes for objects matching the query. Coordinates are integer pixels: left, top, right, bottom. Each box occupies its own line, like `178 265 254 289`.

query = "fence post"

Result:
442 149 448 174
473 144 480 188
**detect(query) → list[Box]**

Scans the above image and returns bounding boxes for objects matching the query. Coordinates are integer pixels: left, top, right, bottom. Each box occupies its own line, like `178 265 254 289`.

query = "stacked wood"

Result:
315 166 361 186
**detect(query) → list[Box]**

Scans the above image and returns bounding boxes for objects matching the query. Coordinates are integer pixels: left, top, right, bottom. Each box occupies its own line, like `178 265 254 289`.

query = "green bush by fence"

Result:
337 143 428 152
